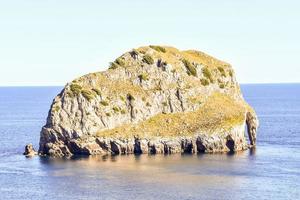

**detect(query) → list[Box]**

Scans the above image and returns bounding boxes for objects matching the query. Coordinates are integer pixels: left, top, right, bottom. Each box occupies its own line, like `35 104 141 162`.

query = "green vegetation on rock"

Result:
142 55 154 65
120 96 126 102
81 89 95 101
149 45 166 53
182 59 197 76
70 84 82 95
217 66 226 77
53 105 60 112
202 67 214 83
200 78 210 86
92 88 101 96
113 106 120 113
100 100 109 106
138 73 149 81
109 57 126 70
115 57 125 67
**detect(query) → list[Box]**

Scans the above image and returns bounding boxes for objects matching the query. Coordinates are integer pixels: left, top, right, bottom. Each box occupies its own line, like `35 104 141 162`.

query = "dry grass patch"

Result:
182 50 230 69
97 92 246 138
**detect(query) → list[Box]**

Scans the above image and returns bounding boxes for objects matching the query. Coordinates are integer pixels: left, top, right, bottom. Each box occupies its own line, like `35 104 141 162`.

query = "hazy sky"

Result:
1 0 299 86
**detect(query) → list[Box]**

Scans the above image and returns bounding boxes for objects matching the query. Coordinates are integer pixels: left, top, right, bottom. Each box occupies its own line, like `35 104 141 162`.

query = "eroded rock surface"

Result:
37 45 259 157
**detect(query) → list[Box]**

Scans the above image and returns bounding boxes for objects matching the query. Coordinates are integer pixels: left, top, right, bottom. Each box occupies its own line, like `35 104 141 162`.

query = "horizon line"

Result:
0 82 300 87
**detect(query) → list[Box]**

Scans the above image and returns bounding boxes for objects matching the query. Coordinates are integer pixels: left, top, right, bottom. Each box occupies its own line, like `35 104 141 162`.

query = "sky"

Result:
0 0 299 86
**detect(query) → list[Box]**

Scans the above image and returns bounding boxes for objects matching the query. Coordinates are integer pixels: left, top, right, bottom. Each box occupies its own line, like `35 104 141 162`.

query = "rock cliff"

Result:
38 45 258 157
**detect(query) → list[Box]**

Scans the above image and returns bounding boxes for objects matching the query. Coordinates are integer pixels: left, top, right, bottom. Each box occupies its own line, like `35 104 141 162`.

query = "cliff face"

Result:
38 46 258 157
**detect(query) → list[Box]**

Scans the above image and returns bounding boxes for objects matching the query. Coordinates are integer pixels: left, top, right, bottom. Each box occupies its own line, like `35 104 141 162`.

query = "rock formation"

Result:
37 45 259 157
23 144 37 157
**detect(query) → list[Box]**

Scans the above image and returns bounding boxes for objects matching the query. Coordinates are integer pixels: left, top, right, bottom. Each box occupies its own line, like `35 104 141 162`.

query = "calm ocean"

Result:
0 84 299 200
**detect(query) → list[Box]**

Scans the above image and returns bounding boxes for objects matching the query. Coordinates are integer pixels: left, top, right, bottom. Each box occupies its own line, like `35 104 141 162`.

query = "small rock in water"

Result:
23 144 37 157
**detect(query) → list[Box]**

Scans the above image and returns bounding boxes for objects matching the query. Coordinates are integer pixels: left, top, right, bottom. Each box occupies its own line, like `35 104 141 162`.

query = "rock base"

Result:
39 124 249 157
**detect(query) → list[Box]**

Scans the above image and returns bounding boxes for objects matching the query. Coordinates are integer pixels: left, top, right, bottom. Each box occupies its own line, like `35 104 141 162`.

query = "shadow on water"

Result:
38 149 256 168
226 151 236 156
249 146 256 156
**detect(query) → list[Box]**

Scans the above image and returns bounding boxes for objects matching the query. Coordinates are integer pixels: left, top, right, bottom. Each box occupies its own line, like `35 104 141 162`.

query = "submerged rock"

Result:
37 45 259 157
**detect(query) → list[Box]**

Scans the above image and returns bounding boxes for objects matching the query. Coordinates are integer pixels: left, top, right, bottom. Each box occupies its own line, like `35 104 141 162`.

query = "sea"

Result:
0 84 299 200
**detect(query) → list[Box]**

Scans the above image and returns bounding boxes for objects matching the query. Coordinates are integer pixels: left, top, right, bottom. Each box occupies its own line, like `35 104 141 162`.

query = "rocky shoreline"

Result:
25 113 258 157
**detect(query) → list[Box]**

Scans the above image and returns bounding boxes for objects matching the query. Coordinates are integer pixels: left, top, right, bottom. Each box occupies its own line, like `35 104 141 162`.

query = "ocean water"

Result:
0 84 299 200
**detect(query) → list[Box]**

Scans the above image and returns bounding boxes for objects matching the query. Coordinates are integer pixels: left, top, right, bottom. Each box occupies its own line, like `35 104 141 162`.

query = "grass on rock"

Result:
202 67 214 83
200 78 209 86
138 73 149 81
182 59 197 76
218 67 226 77
149 45 166 53
92 88 101 96
142 55 154 65
70 84 82 95
81 89 95 101
97 92 246 139
100 100 109 106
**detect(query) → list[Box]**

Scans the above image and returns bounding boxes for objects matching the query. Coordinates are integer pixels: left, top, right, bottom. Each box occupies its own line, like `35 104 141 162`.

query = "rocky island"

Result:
34 45 258 157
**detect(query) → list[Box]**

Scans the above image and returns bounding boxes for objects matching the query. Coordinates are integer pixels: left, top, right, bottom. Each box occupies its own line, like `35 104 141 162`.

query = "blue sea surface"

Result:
0 84 299 200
